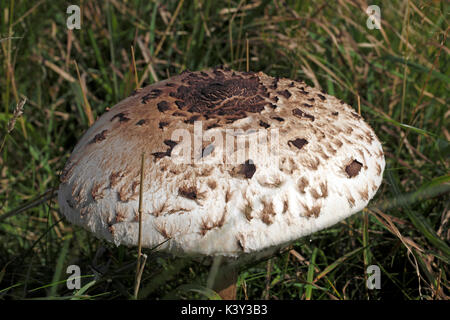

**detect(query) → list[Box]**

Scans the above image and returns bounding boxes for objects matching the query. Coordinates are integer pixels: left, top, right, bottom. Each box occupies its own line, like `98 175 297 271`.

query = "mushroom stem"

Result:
208 257 239 300
214 265 238 300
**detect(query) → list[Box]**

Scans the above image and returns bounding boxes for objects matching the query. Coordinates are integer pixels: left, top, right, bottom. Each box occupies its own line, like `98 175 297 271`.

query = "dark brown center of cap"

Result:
170 70 271 121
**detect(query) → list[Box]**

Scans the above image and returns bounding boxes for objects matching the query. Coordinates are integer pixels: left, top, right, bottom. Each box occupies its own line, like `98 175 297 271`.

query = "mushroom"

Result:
58 67 385 299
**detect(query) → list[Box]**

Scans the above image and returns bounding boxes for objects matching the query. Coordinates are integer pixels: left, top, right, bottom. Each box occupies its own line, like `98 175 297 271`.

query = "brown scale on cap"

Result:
310 182 328 199
91 183 106 201
259 120 270 128
236 235 246 251
89 130 108 144
317 94 326 101
152 139 178 159
110 112 130 123
196 166 214 177
238 160 256 179
324 143 337 155
141 89 162 104
257 175 284 188
71 183 86 205
199 212 227 236
358 186 369 201
164 139 177 150
241 200 253 221
108 224 115 236
70 182 81 199
292 108 315 121
165 207 192 215
288 138 308 150
174 100 185 109
260 201 276 225
277 89 292 99
185 115 201 124
270 77 279 89
207 180 217 190
115 205 129 223
178 186 198 200
225 189 234 203
351 112 362 119
206 122 220 130
118 180 140 202
172 111 187 117
155 222 171 239
297 176 309 193
66 199 75 209
157 101 170 112
375 162 382 176
356 148 366 161
365 131 375 144
315 145 330 160
345 160 363 178
159 121 169 129
303 157 320 170
302 203 322 218
80 207 90 217
109 169 129 188
347 194 356 207
152 151 169 159
60 159 78 184
270 116 284 122
129 89 140 96
151 202 168 217
356 133 367 143
282 199 289 213
345 126 353 135
299 87 309 94
371 181 379 193
376 149 384 159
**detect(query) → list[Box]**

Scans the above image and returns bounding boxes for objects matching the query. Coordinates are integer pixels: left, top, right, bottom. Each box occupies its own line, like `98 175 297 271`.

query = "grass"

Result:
0 0 448 300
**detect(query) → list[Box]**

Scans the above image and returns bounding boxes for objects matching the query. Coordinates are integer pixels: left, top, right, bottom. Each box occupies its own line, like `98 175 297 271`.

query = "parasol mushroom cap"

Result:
58 68 385 257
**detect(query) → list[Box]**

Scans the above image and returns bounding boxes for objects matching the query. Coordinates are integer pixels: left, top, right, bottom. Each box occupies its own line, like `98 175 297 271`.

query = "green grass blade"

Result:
305 247 318 300
48 237 71 297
